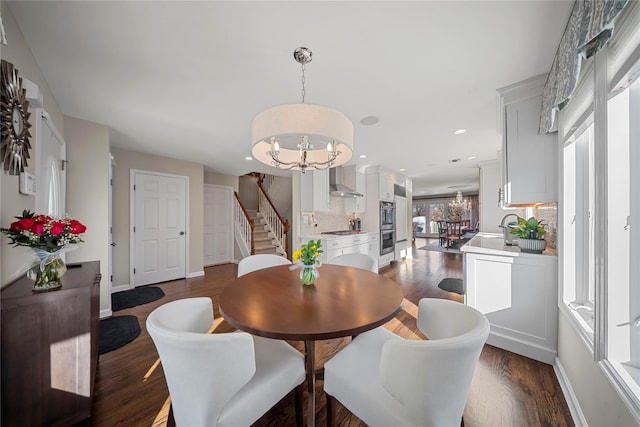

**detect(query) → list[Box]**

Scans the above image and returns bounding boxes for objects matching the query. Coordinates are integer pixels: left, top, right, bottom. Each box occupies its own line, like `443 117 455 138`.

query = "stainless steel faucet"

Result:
499 213 519 229
499 214 520 245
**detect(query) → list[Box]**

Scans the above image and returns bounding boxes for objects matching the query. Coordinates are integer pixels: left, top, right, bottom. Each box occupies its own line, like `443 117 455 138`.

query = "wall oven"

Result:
380 229 395 255
380 201 394 230
380 201 395 255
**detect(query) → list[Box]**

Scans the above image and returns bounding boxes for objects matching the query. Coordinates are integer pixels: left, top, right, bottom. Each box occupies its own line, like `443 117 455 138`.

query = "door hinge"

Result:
110 178 113 186
133 184 136 191
133 226 136 232
133 268 136 274
110 275 113 282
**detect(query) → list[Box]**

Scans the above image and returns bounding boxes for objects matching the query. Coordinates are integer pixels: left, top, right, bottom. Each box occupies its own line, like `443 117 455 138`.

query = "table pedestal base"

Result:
305 340 316 427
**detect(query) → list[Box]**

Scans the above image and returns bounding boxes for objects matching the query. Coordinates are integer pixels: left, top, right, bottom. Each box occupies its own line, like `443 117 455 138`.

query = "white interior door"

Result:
203 185 233 266
133 171 187 286
35 111 65 217
108 154 114 301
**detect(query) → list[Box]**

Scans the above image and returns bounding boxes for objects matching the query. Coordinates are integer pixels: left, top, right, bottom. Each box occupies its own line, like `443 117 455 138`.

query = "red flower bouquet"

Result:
1 210 86 251
1 210 87 291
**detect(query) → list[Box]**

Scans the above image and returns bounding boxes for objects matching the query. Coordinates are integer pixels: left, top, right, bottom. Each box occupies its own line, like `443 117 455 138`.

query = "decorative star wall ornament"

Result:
1 60 32 175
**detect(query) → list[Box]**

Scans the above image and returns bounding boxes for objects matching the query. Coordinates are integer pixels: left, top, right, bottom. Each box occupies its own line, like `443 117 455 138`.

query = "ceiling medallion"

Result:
251 47 353 173
1 60 32 175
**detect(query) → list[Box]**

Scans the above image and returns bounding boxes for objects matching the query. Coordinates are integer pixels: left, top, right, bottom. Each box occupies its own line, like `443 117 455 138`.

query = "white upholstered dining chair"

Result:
237 253 292 277
146 297 305 427
323 298 489 427
327 252 378 273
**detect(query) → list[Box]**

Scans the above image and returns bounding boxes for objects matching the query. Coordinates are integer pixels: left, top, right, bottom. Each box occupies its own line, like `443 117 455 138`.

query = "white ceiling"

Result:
7 1 573 197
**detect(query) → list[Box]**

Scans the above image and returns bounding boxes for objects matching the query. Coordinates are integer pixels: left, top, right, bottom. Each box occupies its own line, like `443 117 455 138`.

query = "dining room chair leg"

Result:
294 383 304 427
326 393 336 427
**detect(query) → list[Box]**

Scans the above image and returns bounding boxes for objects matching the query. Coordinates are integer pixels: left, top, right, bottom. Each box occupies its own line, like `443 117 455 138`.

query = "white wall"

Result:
0 5 64 286
64 117 111 313
558 312 637 426
204 171 238 191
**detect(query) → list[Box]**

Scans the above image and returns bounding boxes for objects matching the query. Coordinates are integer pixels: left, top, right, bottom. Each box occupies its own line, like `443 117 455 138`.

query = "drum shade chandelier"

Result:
251 47 353 172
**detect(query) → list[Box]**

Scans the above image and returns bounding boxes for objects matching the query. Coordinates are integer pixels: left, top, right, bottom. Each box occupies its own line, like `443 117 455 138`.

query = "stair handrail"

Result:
234 192 255 255
256 179 290 258
257 173 275 193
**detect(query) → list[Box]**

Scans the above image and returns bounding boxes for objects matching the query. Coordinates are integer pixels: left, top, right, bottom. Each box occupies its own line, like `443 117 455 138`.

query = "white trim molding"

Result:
554 357 588 427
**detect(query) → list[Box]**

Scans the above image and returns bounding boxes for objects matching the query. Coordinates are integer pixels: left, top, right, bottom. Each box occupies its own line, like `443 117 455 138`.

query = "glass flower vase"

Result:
300 264 319 285
27 250 66 292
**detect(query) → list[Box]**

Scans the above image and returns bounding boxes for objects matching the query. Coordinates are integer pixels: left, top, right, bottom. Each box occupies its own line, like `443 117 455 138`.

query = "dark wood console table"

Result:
1 261 101 427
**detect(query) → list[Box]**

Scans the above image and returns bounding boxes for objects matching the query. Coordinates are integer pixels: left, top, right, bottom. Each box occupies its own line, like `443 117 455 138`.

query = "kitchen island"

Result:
461 233 558 364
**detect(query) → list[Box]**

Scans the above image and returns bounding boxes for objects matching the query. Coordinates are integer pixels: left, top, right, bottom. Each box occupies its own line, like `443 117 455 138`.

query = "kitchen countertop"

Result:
461 232 556 257
300 231 377 241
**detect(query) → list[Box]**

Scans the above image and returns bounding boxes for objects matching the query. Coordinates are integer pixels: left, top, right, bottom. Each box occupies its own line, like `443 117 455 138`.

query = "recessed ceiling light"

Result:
399 168 406 172
467 156 477 160
359 154 367 159
245 156 253 161
454 129 467 135
360 116 379 126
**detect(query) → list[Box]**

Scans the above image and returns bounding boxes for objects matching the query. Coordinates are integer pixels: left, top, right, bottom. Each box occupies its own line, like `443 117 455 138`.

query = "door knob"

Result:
179 231 185 235
110 242 116 247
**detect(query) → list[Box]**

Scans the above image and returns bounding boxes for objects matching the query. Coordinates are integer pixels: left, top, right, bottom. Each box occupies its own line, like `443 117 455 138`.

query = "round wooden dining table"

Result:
219 264 404 427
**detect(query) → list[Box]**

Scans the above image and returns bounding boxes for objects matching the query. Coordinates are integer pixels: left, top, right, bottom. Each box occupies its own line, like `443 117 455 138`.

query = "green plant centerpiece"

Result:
510 216 547 254
293 239 323 285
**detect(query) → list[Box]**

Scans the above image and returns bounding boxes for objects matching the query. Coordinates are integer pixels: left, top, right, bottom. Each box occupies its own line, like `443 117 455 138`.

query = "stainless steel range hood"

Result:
329 167 363 198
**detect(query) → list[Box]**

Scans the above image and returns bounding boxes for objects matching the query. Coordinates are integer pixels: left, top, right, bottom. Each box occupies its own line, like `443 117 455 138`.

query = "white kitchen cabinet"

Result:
479 160 524 233
462 234 558 364
394 195 408 242
343 165 367 213
497 74 558 205
300 169 330 212
378 171 395 201
301 233 378 268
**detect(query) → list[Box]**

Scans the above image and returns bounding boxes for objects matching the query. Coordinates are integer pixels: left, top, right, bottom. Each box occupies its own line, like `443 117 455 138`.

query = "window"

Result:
563 119 596 338
559 4 640 416
560 52 640 418
603 77 640 408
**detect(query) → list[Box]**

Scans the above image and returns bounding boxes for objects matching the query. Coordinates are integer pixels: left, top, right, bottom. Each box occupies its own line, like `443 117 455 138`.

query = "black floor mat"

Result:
112 286 165 311
99 315 141 355
437 277 464 294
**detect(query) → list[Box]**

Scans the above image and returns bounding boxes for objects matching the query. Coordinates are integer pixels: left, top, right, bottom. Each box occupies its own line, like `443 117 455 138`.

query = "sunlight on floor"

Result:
143 358 161 383
152 396 172 427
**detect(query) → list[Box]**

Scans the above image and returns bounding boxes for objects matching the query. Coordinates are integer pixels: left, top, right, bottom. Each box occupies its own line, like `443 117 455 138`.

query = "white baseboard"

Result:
187 270 204 278
554 357 588 427
100 308 113 319
486 331 557 365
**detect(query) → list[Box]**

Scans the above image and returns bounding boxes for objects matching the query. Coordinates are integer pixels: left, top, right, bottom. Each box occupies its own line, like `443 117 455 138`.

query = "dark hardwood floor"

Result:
91 238 574 427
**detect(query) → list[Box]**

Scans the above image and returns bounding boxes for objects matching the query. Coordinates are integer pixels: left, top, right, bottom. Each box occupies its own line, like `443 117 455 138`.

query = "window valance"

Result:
539 0 628 133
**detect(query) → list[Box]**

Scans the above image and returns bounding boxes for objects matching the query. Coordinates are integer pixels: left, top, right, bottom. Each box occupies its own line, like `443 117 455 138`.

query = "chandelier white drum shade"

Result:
251 103 353 171
250 47 354 172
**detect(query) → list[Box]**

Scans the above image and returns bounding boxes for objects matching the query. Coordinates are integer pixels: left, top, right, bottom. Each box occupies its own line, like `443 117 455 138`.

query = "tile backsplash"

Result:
534 203 557 249
300 197 361 235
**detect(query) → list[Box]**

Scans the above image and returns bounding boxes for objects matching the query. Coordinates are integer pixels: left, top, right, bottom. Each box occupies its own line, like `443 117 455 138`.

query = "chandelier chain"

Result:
301 62 306 103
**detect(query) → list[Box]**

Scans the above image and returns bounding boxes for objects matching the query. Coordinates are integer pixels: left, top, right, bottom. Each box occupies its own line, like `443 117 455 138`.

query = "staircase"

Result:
247 209 282 255
234 174 291 258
